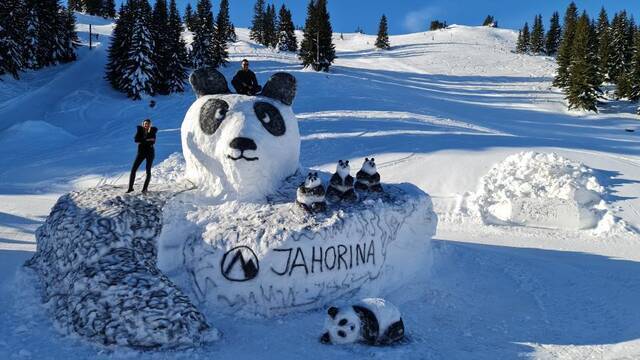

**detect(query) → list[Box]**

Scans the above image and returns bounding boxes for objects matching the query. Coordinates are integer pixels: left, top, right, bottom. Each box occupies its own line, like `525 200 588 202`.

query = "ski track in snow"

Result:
1 15 640 359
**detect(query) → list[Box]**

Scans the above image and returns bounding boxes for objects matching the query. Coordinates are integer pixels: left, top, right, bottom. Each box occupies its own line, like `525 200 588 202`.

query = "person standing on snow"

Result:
127 119 157 193
231 59 262 95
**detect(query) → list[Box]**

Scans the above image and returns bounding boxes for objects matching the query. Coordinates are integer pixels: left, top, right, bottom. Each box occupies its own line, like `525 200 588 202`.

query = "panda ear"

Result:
320 332 331 344
345 160 349 165
365 158 369 162
261 72 297 105
371 158 375 162
328 307 338 319
189 67 230 98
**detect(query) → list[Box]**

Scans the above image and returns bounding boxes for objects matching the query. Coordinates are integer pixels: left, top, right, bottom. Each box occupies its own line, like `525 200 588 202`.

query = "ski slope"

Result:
2 14 640 359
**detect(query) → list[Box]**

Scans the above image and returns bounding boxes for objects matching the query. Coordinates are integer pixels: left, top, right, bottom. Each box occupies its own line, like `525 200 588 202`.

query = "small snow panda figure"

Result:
296 172 327 212
320 298 405 346
355 158 383 192
326 160 357 202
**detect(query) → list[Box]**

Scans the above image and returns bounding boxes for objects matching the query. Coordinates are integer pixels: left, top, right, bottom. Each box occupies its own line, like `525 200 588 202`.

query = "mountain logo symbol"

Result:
220 246 260 282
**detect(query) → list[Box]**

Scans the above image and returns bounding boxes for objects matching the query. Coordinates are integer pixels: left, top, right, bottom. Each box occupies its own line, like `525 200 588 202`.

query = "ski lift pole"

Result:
89 24 92 50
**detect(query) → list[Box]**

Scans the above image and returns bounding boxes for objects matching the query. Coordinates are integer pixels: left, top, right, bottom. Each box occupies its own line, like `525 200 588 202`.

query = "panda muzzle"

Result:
227 137 259 161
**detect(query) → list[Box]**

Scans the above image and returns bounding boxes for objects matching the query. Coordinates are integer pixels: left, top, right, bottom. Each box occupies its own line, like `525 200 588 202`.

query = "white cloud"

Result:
403 6 441 33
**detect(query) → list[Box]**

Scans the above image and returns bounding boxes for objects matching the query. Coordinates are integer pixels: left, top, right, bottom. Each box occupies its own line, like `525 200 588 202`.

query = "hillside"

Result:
1 14 640 359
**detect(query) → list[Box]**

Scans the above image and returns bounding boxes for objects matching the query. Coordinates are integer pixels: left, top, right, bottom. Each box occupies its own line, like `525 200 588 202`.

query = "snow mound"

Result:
0 120 75 150
26 185 217 349
158 171 436 317
456 152 628 233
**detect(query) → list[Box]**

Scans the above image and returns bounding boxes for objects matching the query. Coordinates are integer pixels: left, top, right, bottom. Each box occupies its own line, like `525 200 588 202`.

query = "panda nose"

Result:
229 137 257 152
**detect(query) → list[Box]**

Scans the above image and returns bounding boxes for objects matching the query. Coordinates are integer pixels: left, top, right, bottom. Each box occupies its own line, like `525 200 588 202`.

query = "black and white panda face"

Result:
320 306 361 345
182 70 300 200
304 172 321 188
361 157 377 175
336 160 350 178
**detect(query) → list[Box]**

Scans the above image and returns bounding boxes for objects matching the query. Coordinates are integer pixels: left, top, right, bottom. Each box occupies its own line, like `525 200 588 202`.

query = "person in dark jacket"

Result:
231 59 262 95
127 119 157 193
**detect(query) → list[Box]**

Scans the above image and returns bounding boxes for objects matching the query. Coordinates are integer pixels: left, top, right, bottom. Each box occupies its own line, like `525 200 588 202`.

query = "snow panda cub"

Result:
355 158 383 192
296 172 327 212
320 298 405 346
326 160 357 202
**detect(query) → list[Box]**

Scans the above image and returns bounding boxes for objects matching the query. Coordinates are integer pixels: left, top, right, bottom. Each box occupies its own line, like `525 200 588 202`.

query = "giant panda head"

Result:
181 68 300 201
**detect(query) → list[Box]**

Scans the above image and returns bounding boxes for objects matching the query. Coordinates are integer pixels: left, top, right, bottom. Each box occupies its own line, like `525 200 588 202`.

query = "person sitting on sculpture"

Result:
231 59 262 95
127 118 157 194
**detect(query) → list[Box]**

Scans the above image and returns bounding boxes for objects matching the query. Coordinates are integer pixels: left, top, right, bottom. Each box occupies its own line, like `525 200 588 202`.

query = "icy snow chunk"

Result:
462 152 625 231
26 185 216 349
157 172 437 317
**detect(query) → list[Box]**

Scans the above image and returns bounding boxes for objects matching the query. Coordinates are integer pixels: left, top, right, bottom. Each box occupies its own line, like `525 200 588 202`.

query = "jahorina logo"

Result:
220 246 260 282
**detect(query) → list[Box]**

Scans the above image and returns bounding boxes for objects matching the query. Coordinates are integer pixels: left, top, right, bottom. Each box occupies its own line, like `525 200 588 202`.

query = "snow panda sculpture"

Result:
182 67 300 201
320 298 405 345
355 158 383 192
296 172 327 212
326 160 357 202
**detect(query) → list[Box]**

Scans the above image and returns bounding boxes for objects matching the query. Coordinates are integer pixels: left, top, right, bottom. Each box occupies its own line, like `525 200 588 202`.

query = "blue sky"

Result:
113 0 640 35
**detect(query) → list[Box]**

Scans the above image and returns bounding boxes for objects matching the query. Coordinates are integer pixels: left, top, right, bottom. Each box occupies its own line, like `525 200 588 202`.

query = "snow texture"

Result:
25 185 217 349
458 152 628 232
157 171 436 317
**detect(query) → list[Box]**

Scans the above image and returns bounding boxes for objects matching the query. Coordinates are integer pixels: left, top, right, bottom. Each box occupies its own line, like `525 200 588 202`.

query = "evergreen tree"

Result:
23 0 39 69
277 5 297 52
122 0 156 99
553 2 578 88
530 15 545 54
68 0 82 12
85 0 103 16
212 0 229 66
263 4 277 48
0 0 25 79
36 0 60 68
516 22 530 54
628 29 640 101
482 15 495 27
250 0 265 44
610 11 632 97
299 0 335 71
216 0 232 42
151 0 170 94
228 23 237 42
190 0 215 68
102 0 116 18
53 6 78 63
596 7 610 81
545 11 561 55
566 12 599 112
375 14 390 49
184 3 196 31
105 2 132 90
166 0 188 92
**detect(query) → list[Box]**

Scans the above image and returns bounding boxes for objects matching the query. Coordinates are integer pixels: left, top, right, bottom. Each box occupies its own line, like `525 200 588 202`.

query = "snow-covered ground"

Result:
2 14 640 359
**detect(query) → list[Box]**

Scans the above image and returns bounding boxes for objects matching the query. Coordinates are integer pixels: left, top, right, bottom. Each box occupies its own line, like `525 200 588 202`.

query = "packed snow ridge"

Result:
454 151 629 234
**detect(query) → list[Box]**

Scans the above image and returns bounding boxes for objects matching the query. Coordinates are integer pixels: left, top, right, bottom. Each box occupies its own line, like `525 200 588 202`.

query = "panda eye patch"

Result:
200 99 229 135
338 319 348 326
254 101 286 136
338 330 347 338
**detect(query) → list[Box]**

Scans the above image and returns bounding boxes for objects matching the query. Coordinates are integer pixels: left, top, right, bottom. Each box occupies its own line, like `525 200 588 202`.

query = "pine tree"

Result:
36 0 60 68
553 2 578 88
610 11 632 97
375 14 390 50
530 15 545 54
184 3 196 31
52 6 78 63
628 29 640 101
122 0 156 99
482 15 495 27
277 5 297 52
85 0 103 16
105 2 132 91
566 12 599 112
228 23 237 42
299 0 334 71
190 0 215 68
102 0 116 18
68 0 82 12
166 0 188 92
516 22 530 54
263 4 277 48
545 11 561 55
23 0 39 69
0 0 25 79
216 0 234 42
212 0 229 66
596 7 610 81
250 0 265 44
151 0 170 94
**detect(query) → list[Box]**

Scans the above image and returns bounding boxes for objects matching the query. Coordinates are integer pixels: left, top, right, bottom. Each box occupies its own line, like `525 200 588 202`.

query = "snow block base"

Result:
25 185 216 349
158 174 437 317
